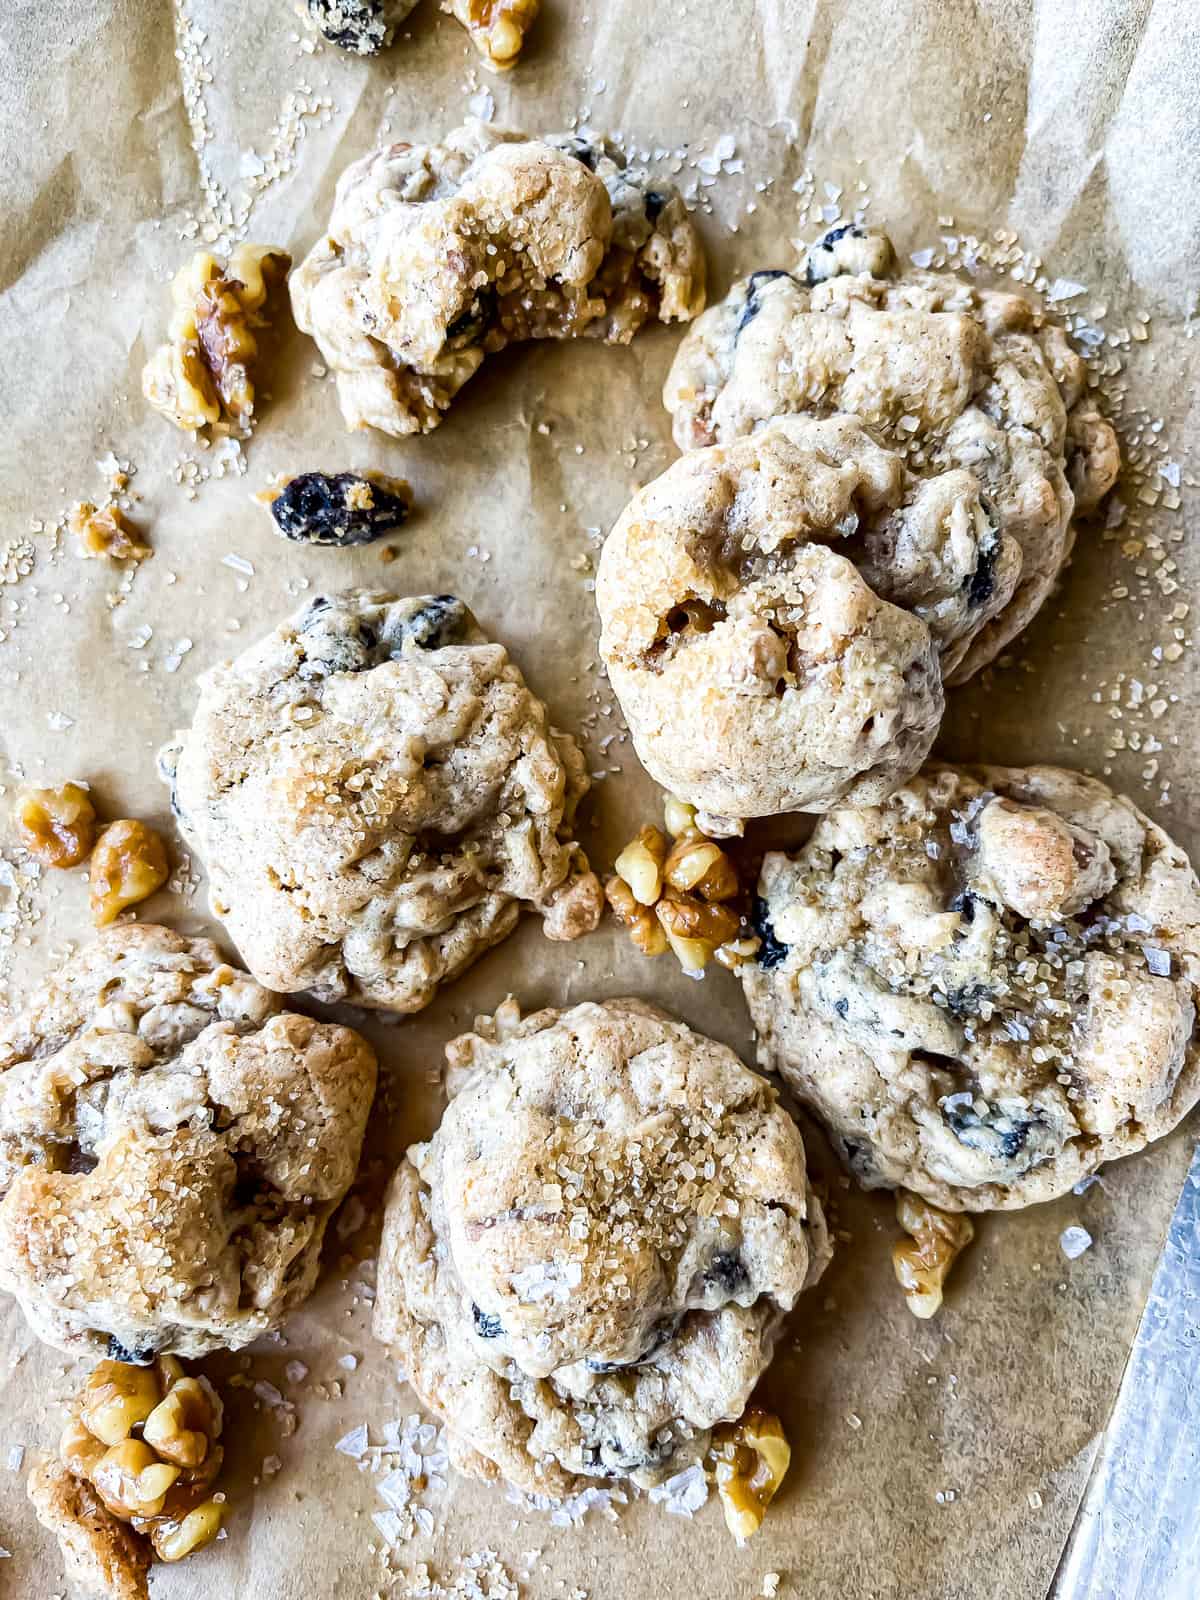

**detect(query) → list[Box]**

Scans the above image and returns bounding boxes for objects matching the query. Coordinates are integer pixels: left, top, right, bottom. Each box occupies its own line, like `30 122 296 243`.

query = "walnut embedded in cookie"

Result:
664 226 1120 682
596 415 952 826
159 591 602 1012
290 120 705 437
373 998 830 1497
741 764 1200 1210
0 925 376 1358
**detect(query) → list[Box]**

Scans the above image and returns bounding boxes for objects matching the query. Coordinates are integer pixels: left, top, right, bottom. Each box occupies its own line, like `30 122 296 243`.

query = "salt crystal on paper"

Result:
335 1423 369 1458
6 1445 24 1471
254 1381 284 1407
285 1361 308 1384
1060 1225 1093 1260
1047 278 1087 302
372 1509 404 1547
910 247 935 268
647 1463 708 1516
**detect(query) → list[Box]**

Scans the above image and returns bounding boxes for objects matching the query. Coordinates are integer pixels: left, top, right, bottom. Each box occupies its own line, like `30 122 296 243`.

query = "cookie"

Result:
741 765 1200 1210
160 591 603 1012
0 925 376 1358
291 120 705 436
596 415 948 829
664 226 1120 683
373 998 830 1496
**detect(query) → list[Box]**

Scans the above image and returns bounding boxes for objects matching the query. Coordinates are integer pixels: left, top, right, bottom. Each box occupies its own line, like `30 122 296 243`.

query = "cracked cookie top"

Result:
742 765 1200 1209
160 590 602 1012
664 226 1120 682
374 998 830 1496
0 925 376 1358
596 414 953 827
291 119 706 437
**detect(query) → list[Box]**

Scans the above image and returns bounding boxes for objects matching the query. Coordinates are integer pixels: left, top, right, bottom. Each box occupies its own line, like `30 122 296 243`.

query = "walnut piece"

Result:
14 782 96 868
607 800 750 974
88 820 169 926
70 503 151 564
445 0 539 69
892 1189 975 1318
142 245 290 434
29 1356 226 1598
709 1408 791 1544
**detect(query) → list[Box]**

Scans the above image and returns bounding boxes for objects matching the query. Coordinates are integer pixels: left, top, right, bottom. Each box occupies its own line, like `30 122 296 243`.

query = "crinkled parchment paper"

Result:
1 2 1198 1596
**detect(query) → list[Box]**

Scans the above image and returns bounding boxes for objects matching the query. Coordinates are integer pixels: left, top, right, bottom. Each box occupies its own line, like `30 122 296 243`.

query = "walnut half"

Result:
892 1189 975 1318
709 1408 791 1544
30 1355 228 1598
142 245 290 434
445 0 539 70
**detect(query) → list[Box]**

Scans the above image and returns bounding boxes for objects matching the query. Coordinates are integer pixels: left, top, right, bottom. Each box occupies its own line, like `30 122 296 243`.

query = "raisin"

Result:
834 997 850 1018
445 285 497 350
106 1336 158 1366
944 1104 1033 1162
306 0 394 54
472 1303 504 1340
643 190 668 222
734 269 796 339
803 223 865 285
751 895 789 969
965 534 999 608
297 609 378 677
267 471 412 547
703 1250 749 1296
558 136 601 171
385 595 472 653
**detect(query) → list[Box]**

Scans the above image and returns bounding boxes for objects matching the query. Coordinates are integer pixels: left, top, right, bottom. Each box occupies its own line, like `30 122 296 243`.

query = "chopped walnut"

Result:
14 782 97 868
142 245 290 434
88 820 169 926
29 1356 227 1598
892 1189 975 1318
607 800 752 974
70 502 151 563
709 1408 791 1544
605 873 667 956
445 0 539 69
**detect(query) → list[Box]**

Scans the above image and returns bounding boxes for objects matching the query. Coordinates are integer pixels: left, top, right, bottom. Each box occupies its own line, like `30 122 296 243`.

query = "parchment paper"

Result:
1 2 1198 1596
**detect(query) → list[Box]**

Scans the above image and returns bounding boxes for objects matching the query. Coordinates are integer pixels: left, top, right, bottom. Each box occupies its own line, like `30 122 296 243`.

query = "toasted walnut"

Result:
710 1408 791 1544
142 1378 221 1469
142 245 290 434
663 831 739 900
70 502 151 564
150 1499 225 1562
88 820 169 927
92 1439 180 1519
656 890 741 975
79 1363 162 1448
445 0 538 69
614 825 668 906
14 782 96 868
893 1189 975 1318
605 874 668 956
44 1355 228 1589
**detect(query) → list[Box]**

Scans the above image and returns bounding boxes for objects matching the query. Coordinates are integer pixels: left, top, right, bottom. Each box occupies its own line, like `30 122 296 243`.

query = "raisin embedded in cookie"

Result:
596 414 954 829
290 120 706 437
373 998 831 1497
664 226 1120 682
159 591 603 1012
0 925 376 1359
741 764 1200 1210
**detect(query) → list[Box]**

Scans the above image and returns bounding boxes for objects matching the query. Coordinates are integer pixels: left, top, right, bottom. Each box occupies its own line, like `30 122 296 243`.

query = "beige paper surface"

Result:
1 2 1198 1596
